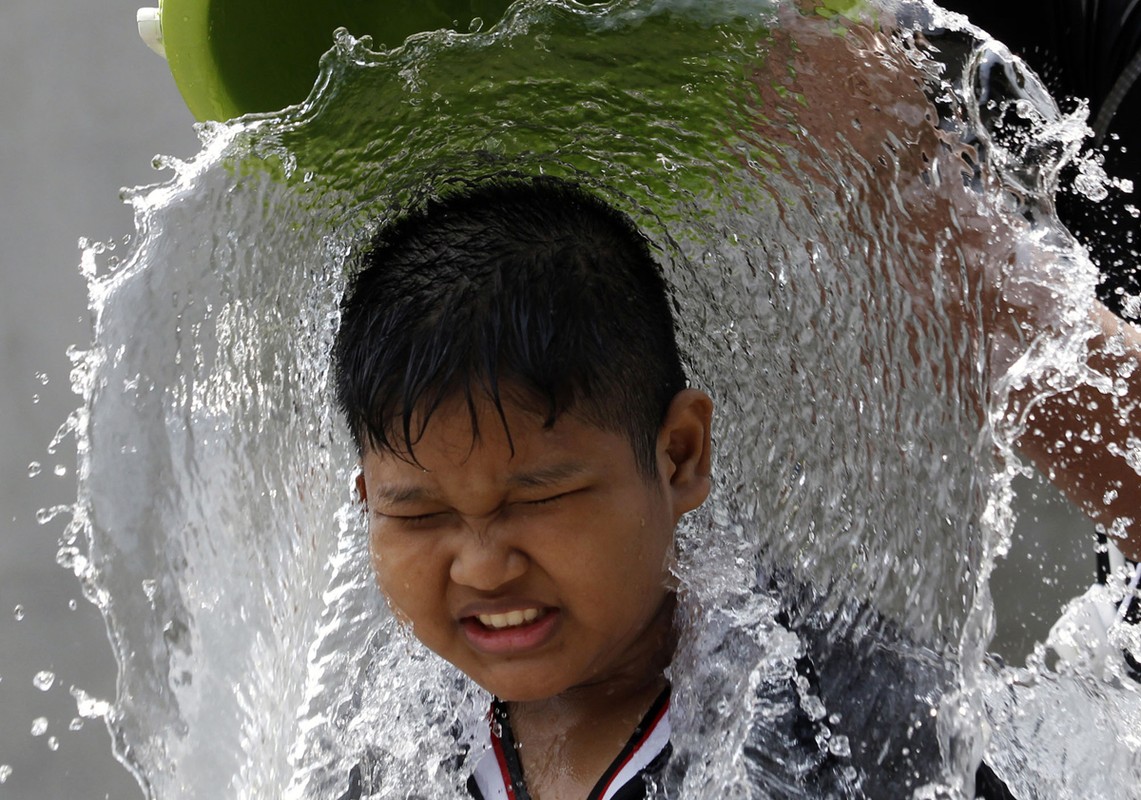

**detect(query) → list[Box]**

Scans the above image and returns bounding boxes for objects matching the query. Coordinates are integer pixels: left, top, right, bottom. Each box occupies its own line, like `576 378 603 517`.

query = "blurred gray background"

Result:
1 1 195 797
0 2 1101 799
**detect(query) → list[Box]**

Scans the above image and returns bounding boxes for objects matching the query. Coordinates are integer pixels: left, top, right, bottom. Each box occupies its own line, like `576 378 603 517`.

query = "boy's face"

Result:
357 389 711 702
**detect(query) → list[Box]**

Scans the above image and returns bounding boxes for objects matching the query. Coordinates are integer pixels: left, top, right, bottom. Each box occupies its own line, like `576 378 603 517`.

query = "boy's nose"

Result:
449 524 528 591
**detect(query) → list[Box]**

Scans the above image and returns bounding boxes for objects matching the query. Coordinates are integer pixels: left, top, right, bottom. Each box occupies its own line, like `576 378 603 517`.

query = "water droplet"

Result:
0 765 11 784
27 461 42 477
35 372 49 386
33 671 55 692
47 412 79 455
142 579 158 602
31 393 40 404
801 693 827 721
68 717 84 731
35 505 70 525
70 687 111 720
30 717 48 737
68 599 78 611
13 605 25 622
47 736 59 752
53 464 67 478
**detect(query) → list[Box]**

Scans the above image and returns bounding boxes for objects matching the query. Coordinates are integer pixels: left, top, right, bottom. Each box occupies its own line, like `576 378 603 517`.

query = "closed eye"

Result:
519 488 584 507
374 510 449 528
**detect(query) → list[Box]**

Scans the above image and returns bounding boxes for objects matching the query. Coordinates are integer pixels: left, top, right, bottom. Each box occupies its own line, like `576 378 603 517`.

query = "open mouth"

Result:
476 608 548 630
461 607 559 654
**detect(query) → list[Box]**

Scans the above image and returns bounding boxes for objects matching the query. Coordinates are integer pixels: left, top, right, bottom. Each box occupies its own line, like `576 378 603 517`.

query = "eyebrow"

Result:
506 461 591 490
371 461 591 507
371 484 435 506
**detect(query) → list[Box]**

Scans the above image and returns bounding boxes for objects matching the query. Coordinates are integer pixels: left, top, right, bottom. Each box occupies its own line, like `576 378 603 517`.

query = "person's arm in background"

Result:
757 5 1141 560
937 0 1141 559
1004 302 1141 561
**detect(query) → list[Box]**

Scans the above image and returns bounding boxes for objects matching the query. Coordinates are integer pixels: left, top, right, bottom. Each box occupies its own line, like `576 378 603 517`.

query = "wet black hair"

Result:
332 177 687 477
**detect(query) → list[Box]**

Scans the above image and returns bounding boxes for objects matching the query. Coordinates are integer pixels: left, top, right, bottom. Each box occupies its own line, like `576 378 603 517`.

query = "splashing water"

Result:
66 0 1140 797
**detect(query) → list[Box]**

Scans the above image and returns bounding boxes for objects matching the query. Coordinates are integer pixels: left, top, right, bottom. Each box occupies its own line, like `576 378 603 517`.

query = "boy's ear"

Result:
658 388 713 517
354 468 368 505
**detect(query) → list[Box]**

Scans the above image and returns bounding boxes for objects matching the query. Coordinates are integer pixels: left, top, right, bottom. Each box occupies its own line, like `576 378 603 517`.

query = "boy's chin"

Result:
465 662 612 703
471 673 573 703
469 663 670 705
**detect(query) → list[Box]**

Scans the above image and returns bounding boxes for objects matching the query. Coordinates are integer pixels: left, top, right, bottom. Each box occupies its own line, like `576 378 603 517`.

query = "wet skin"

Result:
357 388 712 702
357 388 712 798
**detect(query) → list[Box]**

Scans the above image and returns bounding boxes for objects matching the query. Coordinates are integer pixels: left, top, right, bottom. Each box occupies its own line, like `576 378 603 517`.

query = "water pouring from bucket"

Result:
130 0 871 123
78 1 1141 797
135 0 516 121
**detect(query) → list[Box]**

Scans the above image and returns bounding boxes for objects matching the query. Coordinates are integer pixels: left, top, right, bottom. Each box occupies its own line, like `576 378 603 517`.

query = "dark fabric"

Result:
776 597 1016 800
339 751 1014 799
481 686 670 800
608 744 674 800
940 0 1141 321
340 756 1014 798
335 635 1016 799
489 698 532 800
976 761 1019 800
582 688 671 800
335 580 1020 799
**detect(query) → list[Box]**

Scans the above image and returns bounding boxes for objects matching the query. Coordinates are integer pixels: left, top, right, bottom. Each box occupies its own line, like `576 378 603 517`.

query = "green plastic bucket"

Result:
138 0 513 121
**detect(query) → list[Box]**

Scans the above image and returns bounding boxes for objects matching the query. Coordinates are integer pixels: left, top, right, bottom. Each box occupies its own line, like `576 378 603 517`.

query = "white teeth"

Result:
477 608 542 629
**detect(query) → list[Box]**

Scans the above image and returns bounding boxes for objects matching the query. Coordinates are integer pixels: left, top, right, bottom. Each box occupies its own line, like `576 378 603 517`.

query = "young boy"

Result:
330 177 1069 798
333 178 711 800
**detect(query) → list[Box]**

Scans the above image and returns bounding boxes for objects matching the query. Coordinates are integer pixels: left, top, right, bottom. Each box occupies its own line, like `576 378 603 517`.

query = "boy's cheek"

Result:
369 537 407 611
369 556 415 623
367 523 408 576
369 543 418 615
368 532 383 575
381 592 415 628
369 540 401 594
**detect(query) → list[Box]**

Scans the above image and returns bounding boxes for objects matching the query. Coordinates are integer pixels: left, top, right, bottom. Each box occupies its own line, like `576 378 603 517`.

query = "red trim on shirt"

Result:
490 727 515 799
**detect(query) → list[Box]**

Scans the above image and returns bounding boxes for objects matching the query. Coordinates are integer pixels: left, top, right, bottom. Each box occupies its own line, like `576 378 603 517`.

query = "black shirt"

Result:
335 601 1017 799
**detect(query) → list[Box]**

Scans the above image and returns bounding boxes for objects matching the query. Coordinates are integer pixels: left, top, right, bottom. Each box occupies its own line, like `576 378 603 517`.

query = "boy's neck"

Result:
503 594 675 799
